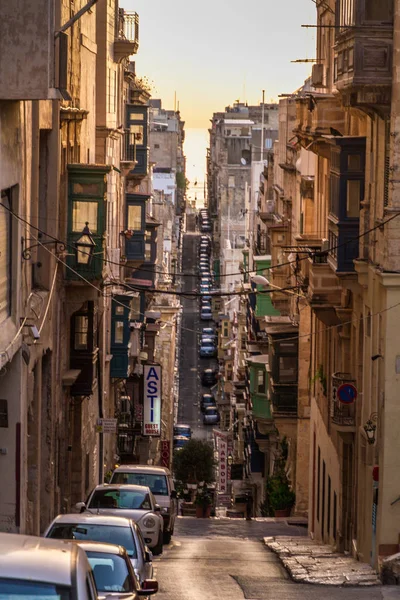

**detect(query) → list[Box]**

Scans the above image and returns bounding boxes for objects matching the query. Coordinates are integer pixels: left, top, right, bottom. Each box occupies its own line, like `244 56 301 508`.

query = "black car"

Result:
201 368 218 387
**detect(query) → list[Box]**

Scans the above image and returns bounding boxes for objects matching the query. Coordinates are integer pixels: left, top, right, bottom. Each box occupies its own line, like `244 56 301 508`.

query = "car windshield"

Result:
0 580 70 600
86 552 133 593
202 341 214 347
47 524 137 558
89 489 151 510
111 473 169 496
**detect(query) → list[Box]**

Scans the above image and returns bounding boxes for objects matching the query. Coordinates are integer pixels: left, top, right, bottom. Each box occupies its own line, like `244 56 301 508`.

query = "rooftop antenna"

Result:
174 91 177 112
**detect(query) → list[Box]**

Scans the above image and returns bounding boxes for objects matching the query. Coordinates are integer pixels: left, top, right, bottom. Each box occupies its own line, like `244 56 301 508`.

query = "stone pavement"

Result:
264 536 381 586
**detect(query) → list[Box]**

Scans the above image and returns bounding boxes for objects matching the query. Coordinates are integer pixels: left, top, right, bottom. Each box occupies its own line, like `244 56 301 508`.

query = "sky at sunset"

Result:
120 0 317 201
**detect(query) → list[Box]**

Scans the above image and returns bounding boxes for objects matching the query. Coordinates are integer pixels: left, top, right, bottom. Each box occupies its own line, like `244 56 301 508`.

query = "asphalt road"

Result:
178 232 217 442
153 518 400 600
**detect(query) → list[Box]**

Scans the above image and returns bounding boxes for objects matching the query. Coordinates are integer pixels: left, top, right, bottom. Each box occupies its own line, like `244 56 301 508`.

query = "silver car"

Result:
0 532 97 600
76 541 158 600
77 484 164 555
44 513 154 586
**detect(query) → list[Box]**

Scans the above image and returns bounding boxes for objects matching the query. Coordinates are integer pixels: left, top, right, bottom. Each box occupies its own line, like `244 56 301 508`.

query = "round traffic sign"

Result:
337 383 357 404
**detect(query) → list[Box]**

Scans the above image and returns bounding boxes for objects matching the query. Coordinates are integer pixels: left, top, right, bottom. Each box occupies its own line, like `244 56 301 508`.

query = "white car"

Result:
76 541 158 600
44 513 154 586
77 484 164 555
0 531 96 600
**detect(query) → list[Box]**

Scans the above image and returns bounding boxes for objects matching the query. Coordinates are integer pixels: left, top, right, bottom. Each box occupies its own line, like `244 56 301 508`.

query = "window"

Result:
130 295 141 321
0 400 8 428
115 306 124 316
278 356 298 383
72 201 98 233
74 316 89 350
127 205 142 230
145 243 151 262
87 552 133 593
265 138 273 149
115 321 124 344
129 124 144 144
346 180 361 217
223 324 229 337
257 369 265 393
154 144 160 149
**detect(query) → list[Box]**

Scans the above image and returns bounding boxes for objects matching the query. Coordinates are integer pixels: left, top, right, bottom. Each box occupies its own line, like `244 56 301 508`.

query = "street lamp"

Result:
75 222 96 265
251 274 270 287
364 413 377 445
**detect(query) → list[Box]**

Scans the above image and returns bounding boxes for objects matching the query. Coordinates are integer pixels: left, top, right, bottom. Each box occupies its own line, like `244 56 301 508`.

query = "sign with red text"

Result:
143 365 162 436
160 440 170 468
219 438 228 494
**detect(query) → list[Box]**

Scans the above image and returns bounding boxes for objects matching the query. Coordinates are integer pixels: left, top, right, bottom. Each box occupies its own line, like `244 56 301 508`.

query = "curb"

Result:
264 536 381 587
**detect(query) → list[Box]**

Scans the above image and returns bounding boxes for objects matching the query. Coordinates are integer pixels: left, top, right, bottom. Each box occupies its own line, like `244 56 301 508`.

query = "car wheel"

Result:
152 531 163 555
163 530 172 544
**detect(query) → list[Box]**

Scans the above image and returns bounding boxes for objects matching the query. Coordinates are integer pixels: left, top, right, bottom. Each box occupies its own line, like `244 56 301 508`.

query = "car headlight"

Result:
143 516 157 528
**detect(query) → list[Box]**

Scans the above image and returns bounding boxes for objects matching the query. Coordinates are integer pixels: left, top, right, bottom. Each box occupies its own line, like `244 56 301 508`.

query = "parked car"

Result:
200 393 216 412
200 307 213 320
76 485 164 555
201 368 218 387
202 327 216 339
0 532 96 600
199 338 217 358
76 541 158 600
199 285 211 295
200 277 212 286
173 424 192 438
110 465 177 545
173 435 190 451
203 406 220 425
44 514 154 586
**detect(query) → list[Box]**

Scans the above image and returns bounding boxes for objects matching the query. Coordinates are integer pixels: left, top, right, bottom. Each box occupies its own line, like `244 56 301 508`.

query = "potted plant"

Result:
194 489 212 518
266 474 295 517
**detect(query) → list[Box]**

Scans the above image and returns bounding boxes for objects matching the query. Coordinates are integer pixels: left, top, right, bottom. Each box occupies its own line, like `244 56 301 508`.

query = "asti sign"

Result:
143 365 162 436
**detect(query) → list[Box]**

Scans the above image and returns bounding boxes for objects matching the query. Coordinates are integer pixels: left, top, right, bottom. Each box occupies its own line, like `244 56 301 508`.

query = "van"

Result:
110 465 177 544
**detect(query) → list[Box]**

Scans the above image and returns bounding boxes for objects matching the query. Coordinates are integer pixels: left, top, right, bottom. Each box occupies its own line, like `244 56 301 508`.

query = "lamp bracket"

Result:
22 234 66 260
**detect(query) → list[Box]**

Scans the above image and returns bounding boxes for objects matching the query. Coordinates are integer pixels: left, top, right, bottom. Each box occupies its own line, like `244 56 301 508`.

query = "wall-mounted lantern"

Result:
75 222 96 265
364 412 378 445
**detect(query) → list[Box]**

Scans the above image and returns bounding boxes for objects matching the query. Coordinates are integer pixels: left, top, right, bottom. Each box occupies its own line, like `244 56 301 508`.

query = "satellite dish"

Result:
240 158 247 166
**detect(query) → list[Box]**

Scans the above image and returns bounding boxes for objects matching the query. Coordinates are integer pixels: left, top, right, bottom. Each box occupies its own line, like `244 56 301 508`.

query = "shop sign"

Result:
219 438 228 494
160 440 170 468
143 365 161 436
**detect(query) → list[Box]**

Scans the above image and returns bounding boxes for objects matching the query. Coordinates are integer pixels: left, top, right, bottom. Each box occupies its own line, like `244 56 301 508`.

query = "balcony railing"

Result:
114 10 139 62
331 399 355 428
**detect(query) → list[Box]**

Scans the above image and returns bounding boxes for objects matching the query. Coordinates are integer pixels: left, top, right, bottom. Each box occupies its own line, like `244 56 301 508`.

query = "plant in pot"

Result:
266 474 295 518
194 489 212 518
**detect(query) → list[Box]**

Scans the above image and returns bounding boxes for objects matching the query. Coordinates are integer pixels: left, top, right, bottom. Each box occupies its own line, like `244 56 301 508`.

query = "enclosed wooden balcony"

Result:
295 95 345 156
334 1 393 112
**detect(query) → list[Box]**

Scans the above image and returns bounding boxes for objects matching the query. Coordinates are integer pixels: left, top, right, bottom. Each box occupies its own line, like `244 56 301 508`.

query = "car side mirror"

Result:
75 502 86 513
170 490 177 499
144 549 153 563
154 504 161 512
138 579 158 596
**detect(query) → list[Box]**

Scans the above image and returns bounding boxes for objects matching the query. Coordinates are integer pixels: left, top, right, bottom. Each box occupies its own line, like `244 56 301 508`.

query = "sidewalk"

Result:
264 536 381 586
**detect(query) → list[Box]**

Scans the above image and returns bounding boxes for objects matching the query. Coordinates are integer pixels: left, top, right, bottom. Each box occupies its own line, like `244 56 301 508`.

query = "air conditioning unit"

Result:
119 395 131 414
311 63 325 88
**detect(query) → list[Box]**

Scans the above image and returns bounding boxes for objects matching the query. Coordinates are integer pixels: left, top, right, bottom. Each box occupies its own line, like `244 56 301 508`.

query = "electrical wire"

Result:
2 201 399 281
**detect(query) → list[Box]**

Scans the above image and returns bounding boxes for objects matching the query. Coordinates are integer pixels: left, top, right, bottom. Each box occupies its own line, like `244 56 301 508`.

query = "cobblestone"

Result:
264 536 381 586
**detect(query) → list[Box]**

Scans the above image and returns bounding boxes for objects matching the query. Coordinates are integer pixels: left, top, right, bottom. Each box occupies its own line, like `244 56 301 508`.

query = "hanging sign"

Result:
143 365 162 436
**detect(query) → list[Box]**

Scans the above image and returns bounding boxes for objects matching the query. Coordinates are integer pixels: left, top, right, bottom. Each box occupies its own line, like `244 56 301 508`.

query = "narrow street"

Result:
178 229 216 442
153 519 399 600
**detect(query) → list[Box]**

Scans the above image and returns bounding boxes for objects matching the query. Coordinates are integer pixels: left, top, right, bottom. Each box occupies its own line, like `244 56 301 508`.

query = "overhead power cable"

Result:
1 202 399 281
